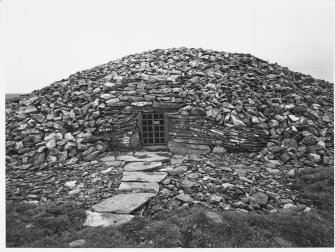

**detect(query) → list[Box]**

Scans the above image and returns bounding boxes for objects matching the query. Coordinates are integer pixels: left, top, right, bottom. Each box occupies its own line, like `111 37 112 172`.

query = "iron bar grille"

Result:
141 112 166 145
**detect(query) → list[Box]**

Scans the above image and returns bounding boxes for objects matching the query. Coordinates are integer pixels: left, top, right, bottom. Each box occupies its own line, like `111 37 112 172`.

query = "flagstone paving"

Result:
123 161 163 172
86 151 170 227
122 171 167 183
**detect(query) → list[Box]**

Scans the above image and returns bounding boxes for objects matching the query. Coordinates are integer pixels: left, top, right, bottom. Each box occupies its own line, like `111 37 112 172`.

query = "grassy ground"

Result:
6 166 334 248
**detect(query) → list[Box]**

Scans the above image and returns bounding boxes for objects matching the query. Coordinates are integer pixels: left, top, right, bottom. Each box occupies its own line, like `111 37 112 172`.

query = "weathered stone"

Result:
13 164 32 170
204 212 223 224
265 167 281 174
46 138 57 149
31 114 45 123
302 135 317 146
101 167 113 174
269 119 280 128
84 211 134 227
170 154 189 165
123 161 163 172
33 152 45 166
288 114 299 122
153 102 184 109
68 239 86 248
187 172 199 179
131 101 152 107
100 156 116 162
82 151 100 161
283 138 298 150
323 156 334 165
104 82 116 90
180 179 197 188
280 152 291 163
91 193 156 214
64 180 77 189
231 115 246 126
122 171 167 183
100 93 114 100
106 98 120 104
212 146 227 154
190 107 206 116
168 141 210 155
307 153 321 163
159 165 188 175
210 195 223 203
176 194 194 202
118 182 159 193
250 192 268 206
117 152 170 163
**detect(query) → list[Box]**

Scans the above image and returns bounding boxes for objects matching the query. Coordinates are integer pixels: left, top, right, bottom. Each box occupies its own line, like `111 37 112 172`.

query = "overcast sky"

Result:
3 0 334 93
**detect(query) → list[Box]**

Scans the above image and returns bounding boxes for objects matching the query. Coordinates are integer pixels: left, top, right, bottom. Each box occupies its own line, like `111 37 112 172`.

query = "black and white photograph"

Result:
2 0 334 248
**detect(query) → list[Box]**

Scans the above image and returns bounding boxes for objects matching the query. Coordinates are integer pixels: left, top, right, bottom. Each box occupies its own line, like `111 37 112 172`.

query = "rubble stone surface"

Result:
5 48 334 224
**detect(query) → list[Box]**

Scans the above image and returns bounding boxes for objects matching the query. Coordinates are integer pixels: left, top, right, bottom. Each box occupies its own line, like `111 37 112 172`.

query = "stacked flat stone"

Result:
5 47 334 170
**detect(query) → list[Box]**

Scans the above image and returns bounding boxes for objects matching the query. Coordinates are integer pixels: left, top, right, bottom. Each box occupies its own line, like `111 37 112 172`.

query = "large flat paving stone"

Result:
91 192 156 214
123 161 163 172
84 210 134 227
122 171 168 183
116 151 170 163
118 182 159 193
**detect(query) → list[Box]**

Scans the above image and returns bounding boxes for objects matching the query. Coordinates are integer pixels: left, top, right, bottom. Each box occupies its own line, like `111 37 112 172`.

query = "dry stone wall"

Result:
5 48 334 170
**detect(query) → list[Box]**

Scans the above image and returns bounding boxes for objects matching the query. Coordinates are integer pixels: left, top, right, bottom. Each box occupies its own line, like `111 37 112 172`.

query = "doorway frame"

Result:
140 111 169 146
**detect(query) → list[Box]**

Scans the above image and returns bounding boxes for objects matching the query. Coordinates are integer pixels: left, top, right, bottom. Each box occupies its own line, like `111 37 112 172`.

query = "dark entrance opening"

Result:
141 112 167 146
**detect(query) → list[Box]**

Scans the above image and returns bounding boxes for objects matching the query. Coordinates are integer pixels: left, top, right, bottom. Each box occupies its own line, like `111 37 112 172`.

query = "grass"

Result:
6 165 334 248
291 166 334 211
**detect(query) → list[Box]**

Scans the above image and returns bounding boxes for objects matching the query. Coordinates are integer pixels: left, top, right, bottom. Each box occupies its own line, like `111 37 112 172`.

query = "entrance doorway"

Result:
141 112 167 145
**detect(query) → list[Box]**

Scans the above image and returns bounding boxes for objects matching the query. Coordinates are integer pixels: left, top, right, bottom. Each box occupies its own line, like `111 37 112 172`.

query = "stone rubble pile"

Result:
5 48 334 169
7 150 319 228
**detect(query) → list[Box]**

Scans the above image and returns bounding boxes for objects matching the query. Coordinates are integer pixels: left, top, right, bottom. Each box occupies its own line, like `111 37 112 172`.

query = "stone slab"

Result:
158 165 188 175
91 193 156 214
116 151 170 163
104 160 123 167
123 161 163 172
122 171 168 183
118 182 159 193
84 210 134 227
168 141 210 156
100 156 116 162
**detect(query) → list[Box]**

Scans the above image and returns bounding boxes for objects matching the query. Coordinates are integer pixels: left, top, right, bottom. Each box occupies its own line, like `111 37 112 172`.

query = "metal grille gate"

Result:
141 112 167 145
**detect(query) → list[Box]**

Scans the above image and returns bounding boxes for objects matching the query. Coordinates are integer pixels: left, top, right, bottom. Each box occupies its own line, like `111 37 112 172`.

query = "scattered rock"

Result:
84 210 134 227
64 181 77 190
204 211 223 224
250 192 268 206
68 239 86 248
176 194 194 202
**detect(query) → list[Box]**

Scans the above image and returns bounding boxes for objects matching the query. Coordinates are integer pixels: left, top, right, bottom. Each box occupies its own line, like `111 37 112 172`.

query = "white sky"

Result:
3 0 334 93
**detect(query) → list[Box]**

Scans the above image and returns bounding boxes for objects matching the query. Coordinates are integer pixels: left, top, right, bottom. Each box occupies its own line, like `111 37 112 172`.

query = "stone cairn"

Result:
6 47 334 226
6 47 333 170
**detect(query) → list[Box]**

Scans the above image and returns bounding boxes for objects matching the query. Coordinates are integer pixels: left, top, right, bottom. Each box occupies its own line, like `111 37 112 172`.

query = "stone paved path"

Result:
84 151 170 227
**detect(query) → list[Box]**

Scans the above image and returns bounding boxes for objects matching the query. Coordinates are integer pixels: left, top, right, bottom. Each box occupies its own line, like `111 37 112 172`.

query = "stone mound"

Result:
5 47 334 170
